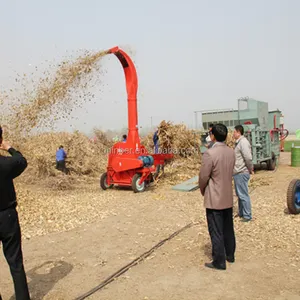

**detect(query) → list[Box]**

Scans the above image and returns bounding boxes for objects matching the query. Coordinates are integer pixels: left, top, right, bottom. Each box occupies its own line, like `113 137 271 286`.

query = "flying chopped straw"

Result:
8 50 109 137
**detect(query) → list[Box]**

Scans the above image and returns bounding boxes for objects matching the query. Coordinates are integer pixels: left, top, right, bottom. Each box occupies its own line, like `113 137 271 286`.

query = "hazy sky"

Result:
1 0 299 133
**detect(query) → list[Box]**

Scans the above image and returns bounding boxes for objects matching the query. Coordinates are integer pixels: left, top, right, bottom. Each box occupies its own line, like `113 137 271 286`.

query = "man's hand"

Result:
0 140 12 151
200 187 205 196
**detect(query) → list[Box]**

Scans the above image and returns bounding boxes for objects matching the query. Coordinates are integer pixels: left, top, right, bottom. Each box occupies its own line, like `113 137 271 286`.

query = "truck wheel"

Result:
132 174 146 193
287 179 300 214
267 153 276 170
100 172 113 190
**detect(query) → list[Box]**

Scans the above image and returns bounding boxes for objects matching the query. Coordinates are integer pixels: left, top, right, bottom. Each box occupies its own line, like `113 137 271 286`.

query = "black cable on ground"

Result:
74 222 197 300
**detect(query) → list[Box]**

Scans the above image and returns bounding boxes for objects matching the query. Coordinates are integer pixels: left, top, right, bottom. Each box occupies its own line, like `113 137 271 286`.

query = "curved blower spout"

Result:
107 46 139 145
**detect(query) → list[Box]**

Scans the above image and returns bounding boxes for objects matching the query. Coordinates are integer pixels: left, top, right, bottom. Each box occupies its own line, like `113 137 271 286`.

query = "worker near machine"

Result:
233 125 254 222
56 145 67 174
153 128 164 176
122 134 127 142
199 124 236 270
0 126 31 299
153 129 159 154
205 124 214 149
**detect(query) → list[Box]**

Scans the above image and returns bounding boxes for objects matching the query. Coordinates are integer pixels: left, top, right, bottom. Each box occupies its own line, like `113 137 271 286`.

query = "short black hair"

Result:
234 125 244 135
209 124 214 129
59 145 64 149
122 134 127 139
0 126 2 139
211 123 228 142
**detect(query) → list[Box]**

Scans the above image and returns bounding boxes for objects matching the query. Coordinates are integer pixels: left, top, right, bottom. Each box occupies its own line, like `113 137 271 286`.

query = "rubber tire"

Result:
100 172 113 190
267 153 276 171
132 174 146 193
287 179 300 214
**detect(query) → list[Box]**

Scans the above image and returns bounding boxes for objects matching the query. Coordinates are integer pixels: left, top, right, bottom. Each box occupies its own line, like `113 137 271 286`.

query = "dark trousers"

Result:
0 208 30 300
56 160 67 174
206 207 236 267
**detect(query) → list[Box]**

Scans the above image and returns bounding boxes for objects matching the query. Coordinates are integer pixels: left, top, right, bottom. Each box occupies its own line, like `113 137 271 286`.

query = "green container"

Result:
291 146 300 167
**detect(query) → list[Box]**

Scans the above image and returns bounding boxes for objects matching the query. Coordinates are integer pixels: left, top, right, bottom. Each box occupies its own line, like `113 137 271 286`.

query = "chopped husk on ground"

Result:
12 155 300 270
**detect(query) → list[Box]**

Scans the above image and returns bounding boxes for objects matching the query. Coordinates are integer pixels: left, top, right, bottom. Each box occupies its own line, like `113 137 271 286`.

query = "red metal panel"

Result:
108 47 139 146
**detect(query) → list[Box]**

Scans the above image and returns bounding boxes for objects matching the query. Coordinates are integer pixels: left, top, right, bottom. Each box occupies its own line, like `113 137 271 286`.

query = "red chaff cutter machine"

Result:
100 46 173 192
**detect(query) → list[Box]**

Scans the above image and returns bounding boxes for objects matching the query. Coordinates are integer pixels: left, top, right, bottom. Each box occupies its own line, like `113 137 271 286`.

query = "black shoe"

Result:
226 256 235 263
205 262 226 270
241 218 251 222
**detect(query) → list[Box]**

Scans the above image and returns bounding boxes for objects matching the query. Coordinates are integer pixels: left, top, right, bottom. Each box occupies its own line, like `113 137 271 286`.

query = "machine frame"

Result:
100 47 173 193
199 97 288 170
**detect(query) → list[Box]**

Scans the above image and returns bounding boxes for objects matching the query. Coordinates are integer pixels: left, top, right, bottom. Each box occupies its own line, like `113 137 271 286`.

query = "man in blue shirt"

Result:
56 145 67 174
153 129 164 178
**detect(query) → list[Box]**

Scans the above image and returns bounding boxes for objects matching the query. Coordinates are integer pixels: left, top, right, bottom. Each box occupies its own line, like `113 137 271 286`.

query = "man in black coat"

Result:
0 126 30 300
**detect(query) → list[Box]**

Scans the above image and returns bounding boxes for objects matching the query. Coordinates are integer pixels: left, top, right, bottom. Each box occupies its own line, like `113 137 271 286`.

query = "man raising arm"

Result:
0 126 31 300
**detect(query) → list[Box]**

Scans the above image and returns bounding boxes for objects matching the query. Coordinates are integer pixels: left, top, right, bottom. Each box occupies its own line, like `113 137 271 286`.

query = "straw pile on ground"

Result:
156 120 200 157
141 121 200 184
155 121 200 184
0 128 112 190
156 120 235 154
142 121 237 185
20 130 111 177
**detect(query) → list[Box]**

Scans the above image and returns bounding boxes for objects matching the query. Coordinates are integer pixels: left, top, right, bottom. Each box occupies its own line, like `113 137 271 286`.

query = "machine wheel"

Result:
132 174 146 193
287 179 300 214
267 153 276 170
100 172 113 190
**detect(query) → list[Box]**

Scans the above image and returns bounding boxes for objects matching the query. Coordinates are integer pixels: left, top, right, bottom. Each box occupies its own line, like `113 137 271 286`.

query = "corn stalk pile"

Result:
20 130 112 178
141 121 236 185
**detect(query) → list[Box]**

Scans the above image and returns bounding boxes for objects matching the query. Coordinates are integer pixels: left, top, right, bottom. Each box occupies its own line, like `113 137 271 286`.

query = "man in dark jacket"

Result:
0 126 30 300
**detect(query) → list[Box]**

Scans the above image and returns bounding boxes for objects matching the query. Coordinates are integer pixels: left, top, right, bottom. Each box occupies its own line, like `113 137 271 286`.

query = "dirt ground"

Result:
1 152 300 300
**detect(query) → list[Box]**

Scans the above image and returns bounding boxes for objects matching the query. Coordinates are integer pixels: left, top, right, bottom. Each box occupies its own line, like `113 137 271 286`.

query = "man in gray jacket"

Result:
233 125 254 222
